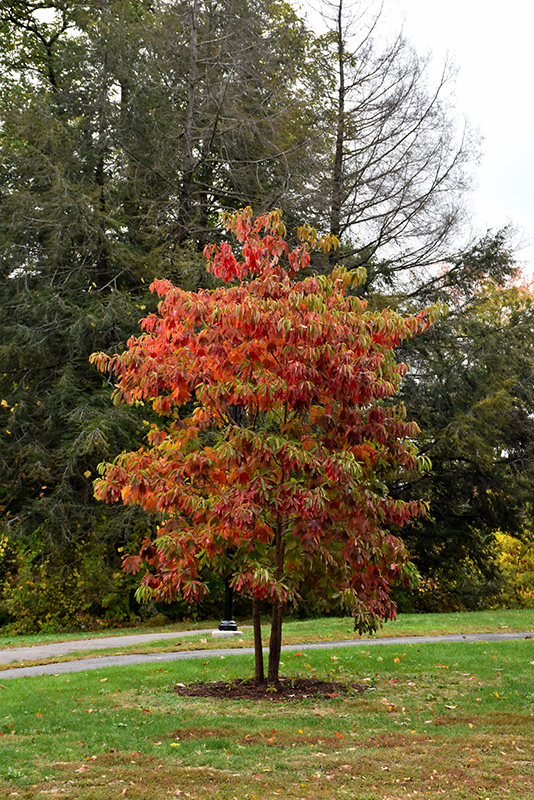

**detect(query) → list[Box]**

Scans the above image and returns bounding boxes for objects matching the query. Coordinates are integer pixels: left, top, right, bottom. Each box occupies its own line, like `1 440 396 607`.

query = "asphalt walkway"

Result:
0 627 216 664
1 629 532 680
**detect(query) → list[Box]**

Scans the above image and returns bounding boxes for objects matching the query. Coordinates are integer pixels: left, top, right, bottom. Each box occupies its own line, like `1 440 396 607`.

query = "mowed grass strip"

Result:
1 638 534 799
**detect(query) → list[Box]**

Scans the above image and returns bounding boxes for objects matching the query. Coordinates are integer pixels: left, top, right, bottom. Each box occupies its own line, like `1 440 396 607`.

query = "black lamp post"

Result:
218 575 238 632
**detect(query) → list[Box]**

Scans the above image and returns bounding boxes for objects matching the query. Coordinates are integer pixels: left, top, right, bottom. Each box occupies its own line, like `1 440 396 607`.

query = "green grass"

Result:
1 637 534 798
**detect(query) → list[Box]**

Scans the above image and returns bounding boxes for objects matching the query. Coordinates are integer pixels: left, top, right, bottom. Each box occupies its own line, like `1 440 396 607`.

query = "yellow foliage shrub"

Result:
497 533 534 608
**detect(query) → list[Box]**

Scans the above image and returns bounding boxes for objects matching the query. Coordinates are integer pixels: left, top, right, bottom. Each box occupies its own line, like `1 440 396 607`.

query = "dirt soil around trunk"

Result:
172 677 365 701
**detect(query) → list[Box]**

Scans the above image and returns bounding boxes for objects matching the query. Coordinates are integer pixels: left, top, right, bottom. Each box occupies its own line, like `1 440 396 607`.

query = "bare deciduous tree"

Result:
313 0 476 282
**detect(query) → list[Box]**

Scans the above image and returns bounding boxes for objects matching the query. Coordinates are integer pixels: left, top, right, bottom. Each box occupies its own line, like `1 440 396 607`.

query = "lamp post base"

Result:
212 628 243 638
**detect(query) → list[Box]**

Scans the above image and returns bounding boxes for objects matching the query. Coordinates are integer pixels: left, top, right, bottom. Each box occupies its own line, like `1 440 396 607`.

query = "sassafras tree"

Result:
91 209 433 683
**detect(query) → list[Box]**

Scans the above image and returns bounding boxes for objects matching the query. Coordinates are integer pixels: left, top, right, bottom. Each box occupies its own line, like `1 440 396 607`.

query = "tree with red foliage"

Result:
90 208 434 683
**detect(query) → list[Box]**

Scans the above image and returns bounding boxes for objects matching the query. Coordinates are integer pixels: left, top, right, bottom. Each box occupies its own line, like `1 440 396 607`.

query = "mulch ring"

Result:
172 677 366 701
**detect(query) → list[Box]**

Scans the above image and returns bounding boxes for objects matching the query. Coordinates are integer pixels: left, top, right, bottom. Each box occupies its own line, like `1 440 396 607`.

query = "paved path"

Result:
1 630 532 680
0 627 218 664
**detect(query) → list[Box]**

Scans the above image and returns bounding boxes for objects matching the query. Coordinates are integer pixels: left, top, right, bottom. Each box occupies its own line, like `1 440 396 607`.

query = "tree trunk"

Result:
267 516 286 684
95 156 109 290
267 599 284 683
253 596 264 684
176 0 199 246
330 0 345 256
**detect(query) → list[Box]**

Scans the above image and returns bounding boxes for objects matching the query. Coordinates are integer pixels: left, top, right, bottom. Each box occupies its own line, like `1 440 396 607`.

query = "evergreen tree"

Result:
391 234 534 609
0 0 325 629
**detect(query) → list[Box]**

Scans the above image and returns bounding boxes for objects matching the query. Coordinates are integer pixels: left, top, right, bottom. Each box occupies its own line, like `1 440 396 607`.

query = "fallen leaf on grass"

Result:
334 732 344 738
75 765 88 773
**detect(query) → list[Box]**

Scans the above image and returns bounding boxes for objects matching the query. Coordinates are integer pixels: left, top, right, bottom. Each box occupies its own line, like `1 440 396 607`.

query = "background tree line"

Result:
0 0 531 631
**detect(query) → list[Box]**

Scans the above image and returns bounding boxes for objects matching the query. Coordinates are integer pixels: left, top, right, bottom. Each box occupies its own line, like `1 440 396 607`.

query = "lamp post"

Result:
212 568 242 638
218 576 238 632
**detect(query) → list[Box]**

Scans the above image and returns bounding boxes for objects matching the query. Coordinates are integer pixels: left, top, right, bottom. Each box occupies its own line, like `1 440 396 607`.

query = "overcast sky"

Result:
303 0 534 273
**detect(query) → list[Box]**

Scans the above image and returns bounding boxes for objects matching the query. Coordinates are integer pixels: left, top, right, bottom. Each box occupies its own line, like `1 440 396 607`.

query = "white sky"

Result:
303 0 534 274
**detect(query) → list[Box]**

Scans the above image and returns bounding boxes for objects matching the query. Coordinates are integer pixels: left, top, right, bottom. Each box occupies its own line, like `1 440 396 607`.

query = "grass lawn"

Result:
1 632 534 798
